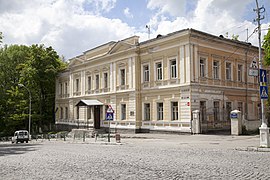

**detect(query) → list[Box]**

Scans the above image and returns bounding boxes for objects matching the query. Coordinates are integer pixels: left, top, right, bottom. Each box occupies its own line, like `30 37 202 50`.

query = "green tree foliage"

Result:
0 44 66 136
263 27 270 65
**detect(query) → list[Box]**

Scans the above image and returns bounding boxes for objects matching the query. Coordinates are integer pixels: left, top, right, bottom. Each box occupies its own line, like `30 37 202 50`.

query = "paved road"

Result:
0 134 270 180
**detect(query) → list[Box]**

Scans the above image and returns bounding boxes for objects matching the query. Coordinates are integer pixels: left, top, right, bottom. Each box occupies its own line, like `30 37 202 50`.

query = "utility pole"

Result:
254 0 269 147
146 25 150 40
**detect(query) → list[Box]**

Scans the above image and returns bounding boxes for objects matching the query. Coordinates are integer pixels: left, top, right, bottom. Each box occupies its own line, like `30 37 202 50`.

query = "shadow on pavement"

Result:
0 143 41 157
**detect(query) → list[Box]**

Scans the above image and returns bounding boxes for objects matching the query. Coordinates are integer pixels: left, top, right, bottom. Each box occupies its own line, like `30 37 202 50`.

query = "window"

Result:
65 107 68 119
104 73 108 88
60 107 63 119
95 74 99 89
170 59 177 79
238 64 243 82
144 103 150 120
120 69 125 85
121 104 126 120
65 82 68 94
213 101 220 121
213 61 219 79
75 79 80 92
60 83 63 95
200 58 206 77
76 106 79 119
143 65 149 82
226 62 232 80
156 62 162 80
238 102 243 112
87 76 91 90
87 107 91 119
171 102 178 120
157 102 163 120
226 102 232 121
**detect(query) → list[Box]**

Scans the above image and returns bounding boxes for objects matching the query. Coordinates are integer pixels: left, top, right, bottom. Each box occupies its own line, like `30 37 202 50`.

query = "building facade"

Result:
55 29 268 133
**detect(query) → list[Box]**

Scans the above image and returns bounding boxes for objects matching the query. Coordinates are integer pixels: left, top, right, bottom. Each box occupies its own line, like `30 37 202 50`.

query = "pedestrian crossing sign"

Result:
260 86 269 99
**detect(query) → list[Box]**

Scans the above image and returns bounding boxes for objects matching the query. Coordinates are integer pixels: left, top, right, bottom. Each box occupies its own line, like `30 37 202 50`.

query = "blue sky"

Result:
0 0 269 60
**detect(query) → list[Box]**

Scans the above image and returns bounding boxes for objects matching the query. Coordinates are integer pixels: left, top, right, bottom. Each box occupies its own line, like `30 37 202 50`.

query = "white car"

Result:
12 130 30 144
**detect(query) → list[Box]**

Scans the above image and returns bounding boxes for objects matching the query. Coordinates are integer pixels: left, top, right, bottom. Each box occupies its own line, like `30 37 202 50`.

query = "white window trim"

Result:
119 68 126 86
95 73 100 90
103 72 109 88
155 60 163 81
237 63 243 82
225 61 233 81
121 103 127 120
213 60 220 79
142 102 151 121
141 63 150 83
168 57 178 79
199 56 208 78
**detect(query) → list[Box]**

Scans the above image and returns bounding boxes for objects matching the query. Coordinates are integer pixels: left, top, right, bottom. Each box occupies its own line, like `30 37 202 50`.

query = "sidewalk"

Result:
28 132 270 152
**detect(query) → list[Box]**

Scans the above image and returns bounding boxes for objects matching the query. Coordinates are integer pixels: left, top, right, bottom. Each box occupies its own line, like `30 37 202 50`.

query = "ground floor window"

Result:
200 101 206 122
213 101 220 121
65 107 68 119
121 104 126 120
157 102 163 120
226 102 232 121
144 103 150 121
171 102 178 120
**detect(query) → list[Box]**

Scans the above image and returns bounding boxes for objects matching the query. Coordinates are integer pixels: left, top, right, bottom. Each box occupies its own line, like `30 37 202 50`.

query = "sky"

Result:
0 0 270 60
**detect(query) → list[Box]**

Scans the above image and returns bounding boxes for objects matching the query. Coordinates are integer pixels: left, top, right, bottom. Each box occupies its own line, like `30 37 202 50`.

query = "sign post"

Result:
106 105 114 142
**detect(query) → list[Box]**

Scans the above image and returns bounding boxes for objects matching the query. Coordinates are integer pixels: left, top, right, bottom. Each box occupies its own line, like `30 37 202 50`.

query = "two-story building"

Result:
55 28 267 133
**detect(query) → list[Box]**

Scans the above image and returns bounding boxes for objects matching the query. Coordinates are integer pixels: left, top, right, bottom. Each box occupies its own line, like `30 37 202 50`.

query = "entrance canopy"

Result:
76 100 103 107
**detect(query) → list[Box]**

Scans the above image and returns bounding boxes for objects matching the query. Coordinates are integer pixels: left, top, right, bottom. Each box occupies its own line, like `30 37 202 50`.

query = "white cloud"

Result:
85 0 117 14
0 0 134 59
147 0 187 17
123 7 133 18
146 0 269 46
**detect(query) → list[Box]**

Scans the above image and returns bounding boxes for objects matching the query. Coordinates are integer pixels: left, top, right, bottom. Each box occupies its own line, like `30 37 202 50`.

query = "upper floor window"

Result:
59 83 63 95
75 79 80 92
64 82 68 94
143 65 149 82
238 64 243 82
200 57 206 77
157 102 163 120
170 59 177 79
156 62 162 81
121 104 126 120
104 73 108 88
213 60 219 79
95 74 99 89
120 69 125 85
87 76 92 90
226 62 232 80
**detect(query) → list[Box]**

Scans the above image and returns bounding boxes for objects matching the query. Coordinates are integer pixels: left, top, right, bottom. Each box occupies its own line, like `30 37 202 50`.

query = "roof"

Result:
76 100 103 106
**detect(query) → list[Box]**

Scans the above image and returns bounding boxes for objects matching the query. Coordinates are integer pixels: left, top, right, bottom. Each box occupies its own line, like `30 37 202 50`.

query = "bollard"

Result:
115 133 121 143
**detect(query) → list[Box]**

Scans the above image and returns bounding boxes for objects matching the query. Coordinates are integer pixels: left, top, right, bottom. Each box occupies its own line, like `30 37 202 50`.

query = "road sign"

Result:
230 113 238 119
106 112 114 121
107 105 114 113
249 59 258 76
260 86 269 99
260 69 267 84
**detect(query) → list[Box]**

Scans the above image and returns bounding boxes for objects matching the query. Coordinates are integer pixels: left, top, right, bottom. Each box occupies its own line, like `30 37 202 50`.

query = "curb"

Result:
235 146 270 152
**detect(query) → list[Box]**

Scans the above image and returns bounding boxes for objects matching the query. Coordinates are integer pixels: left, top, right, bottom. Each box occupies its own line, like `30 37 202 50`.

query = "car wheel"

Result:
26 141 28 143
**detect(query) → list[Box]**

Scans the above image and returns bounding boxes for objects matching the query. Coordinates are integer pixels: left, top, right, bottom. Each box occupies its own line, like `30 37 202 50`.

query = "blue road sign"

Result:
260 69 267 84
230 113 238 119
106 112 114 121
260 86 269 99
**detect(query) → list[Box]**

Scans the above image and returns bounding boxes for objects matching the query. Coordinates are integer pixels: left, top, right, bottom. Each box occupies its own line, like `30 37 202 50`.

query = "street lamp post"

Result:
18 84 31 137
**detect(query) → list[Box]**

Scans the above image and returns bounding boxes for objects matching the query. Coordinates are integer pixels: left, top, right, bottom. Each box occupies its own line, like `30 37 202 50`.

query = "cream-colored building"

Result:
55 28 268 133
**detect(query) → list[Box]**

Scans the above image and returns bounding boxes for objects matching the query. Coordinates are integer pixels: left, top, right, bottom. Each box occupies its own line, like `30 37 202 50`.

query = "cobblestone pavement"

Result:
0 134 270 180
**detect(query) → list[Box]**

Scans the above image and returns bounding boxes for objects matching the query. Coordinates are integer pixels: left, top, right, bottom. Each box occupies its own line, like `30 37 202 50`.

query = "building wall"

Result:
55 29 267 133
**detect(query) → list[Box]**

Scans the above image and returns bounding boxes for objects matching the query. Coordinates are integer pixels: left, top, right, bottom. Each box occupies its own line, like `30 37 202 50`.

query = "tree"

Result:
263 27 270 65
0 44 66 136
